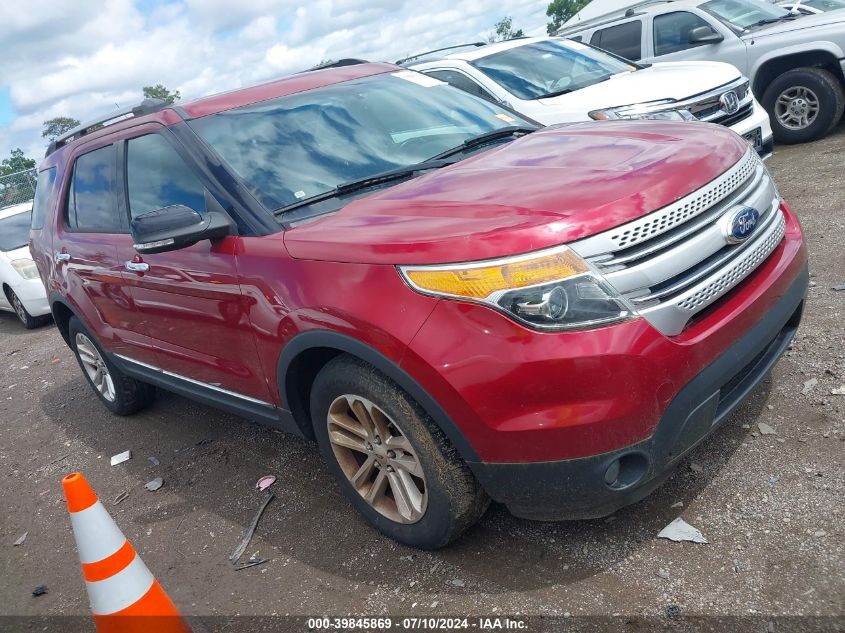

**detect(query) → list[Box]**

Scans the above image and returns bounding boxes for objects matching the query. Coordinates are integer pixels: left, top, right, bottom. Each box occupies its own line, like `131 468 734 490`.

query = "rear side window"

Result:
425 70 498 103
67 145 121 232
654 11 713 55
590 21 643 60
31 167 57 230
126 134 206 218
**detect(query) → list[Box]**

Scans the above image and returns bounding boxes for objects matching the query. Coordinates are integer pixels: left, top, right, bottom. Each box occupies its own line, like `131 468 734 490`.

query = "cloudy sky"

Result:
0 0 551 164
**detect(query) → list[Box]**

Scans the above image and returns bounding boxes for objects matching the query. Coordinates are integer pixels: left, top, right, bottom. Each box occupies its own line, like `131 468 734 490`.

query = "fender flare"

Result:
47 292 81 346
750 43 845 95
276 330 480 462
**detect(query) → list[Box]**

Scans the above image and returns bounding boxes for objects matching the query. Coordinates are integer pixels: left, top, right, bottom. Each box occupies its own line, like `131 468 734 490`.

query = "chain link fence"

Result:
0 167 37 209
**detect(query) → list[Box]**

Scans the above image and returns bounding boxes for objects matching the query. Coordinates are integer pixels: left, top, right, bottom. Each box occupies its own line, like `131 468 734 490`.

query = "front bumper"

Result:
728 97 774 160
403 204 807 519
3 276 50 317
469 266 806 520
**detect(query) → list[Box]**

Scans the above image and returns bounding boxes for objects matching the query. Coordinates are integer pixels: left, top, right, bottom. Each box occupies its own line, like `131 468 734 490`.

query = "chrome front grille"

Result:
601 153 757 251
675 214 785 312
688 77 754 128
570 150 785 336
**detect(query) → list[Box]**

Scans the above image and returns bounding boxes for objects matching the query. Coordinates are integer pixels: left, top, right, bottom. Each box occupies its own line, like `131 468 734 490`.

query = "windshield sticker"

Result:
495 113 517 123
294 190 307 199
391 71 446 87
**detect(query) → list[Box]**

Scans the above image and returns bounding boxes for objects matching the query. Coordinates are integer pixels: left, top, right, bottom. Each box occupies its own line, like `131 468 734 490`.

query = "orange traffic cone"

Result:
62 472 192 633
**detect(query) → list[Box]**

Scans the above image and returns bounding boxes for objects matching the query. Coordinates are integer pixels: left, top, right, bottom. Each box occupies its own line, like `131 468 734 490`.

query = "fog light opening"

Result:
604 453 649 490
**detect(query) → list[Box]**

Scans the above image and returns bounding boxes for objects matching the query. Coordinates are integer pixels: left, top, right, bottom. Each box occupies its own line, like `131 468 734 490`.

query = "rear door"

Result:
51 141 149 360
589 18 645 61
118 128 271 403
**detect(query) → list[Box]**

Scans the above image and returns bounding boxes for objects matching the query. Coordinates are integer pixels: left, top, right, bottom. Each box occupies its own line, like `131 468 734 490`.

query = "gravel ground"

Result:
1 125 843 633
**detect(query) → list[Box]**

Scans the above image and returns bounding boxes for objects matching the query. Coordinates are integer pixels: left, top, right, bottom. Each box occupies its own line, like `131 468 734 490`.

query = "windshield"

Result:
189 72 534 211
0 209 32 252
470 39 634 101
702 0 791 29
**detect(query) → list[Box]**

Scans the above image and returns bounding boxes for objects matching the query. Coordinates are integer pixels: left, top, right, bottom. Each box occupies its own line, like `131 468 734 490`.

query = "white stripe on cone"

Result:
86 554 155 615
69 500 126 564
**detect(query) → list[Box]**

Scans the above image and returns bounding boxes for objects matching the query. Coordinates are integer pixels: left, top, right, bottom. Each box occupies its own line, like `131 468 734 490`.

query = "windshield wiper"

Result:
538 88 573 99
428 126 536 160
744 14 798 29
538 75 612 100
275 159 458 215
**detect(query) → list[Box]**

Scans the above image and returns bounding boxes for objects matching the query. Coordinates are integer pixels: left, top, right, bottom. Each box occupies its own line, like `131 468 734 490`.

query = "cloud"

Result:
1 0 548 162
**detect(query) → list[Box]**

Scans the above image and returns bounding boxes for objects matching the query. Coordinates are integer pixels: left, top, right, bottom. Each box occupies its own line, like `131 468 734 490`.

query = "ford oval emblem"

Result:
722 206 759 244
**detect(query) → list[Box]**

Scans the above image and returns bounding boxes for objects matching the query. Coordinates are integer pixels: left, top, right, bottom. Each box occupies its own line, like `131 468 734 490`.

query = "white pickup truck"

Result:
557 0 845 144
405 37 773 157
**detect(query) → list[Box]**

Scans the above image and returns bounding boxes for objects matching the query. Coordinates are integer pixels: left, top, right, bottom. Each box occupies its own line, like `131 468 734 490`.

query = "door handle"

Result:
55 252 71 263
125 261 150 273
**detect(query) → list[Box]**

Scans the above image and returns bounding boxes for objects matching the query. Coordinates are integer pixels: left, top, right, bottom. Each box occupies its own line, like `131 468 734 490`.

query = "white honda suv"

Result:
407 37 773 158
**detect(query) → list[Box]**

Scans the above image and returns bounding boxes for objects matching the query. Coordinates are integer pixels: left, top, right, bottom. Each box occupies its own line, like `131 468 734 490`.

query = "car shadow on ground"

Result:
0 310 54 337
39 367 769 594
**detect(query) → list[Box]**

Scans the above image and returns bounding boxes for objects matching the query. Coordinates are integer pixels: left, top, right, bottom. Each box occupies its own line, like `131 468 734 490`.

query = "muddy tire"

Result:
763 67 845 144
310 355 489 549
68 316 156 416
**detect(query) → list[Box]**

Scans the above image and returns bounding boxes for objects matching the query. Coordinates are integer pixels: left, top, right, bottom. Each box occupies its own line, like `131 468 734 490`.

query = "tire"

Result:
68 316 156 416
763 67 845 144
310 355 489 549
7 289 39 329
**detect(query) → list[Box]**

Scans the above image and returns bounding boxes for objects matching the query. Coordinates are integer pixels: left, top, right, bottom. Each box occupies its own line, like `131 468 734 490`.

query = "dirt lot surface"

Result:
1 126 843 633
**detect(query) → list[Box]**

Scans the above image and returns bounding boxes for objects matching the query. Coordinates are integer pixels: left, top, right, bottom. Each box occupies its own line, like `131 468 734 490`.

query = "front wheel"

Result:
8 289 39 329
763 67 845 144
68 317 156 416
310 355 489 549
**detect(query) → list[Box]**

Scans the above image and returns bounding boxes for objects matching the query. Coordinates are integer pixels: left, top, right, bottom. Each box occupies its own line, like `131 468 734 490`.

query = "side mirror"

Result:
689 25 724 45
130 205 233 254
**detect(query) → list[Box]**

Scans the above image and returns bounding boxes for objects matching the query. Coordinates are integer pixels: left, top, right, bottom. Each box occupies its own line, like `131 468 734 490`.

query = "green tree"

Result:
41 116 81 141
142 84 181 105
546 0 589 35
488 16 525 43
0 148 36 176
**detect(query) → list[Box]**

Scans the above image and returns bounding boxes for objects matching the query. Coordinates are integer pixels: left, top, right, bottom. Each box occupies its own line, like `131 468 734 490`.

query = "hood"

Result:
537 61 741 109
283 121 749 265
2 245 31 260
744 9 845 36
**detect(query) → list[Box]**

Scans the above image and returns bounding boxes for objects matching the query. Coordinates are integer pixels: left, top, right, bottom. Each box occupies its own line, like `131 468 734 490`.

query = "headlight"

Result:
399 245 636 331
589 106 695 122
11 258 39 280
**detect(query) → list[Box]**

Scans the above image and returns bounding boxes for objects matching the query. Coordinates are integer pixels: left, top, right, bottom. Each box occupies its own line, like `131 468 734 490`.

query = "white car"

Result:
0 202 50 328
779 0 845 13
406 37 773 158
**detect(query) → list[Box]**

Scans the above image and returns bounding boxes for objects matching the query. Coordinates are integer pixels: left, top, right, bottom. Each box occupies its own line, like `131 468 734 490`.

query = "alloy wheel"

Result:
775 86 820 130
75 333 116 402
327 395 427 524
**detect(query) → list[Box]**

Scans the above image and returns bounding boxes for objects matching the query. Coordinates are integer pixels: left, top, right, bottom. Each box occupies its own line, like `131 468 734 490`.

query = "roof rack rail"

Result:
45 98 168 157
396 42 487 65
556 0 673 34
307 58 370 71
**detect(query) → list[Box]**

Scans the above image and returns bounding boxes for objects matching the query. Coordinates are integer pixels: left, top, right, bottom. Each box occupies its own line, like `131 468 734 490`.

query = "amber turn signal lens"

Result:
402 248 589 300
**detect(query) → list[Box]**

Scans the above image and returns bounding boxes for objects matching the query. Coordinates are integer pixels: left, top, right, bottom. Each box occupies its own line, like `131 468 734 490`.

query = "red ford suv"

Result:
30 63 807 548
